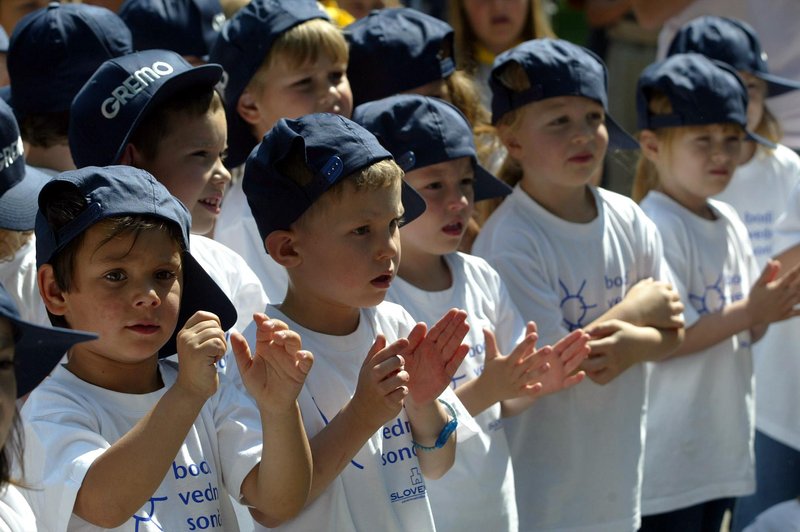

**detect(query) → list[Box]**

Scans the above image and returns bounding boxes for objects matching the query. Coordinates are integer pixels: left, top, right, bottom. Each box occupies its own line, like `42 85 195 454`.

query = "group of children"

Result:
0 1 799 531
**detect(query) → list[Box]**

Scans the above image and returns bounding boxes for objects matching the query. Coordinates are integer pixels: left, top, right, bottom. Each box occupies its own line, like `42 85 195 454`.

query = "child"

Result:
0 281 96 530
0 97 49 325
633 52 800 531
118 0 226 66
239 112 478 530
209 0 351 302
69 49 267 334
354 93 591 531
472 38 685 531
665 18 800 528
22 165 314 530
5 3 133 174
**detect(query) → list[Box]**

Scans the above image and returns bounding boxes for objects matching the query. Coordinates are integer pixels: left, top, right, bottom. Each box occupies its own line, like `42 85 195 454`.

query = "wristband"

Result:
412 399 458 451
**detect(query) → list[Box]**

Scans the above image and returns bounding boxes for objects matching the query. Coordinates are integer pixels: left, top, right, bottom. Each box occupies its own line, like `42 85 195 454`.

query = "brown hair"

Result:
0 230 32 262
0 410 23 489
19 111 70 148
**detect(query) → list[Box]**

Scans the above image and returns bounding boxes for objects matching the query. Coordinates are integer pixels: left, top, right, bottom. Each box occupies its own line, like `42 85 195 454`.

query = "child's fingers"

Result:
427 308 467 344
362 335 388 368
560 371 586 390
405 323 428 352
756 259 781 287
444 344 469 376
183 310 222 330
580 354 609 374
294 350 314 375
230 330 253 371
270 329 303 354
509 332 539 365
483 328 500 362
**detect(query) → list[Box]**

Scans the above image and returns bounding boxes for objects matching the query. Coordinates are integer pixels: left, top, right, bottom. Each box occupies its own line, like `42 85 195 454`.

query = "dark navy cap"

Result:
0 98 49 231
119 0 226 59
7 3 133 118
636 53 774 147
0 282 96 398
34 166 237 358
490 38 639 150
667 16 800 98
69 49 223 168
242 113 426 243
345 8 455 107
208 0 329 169
353 95 511 201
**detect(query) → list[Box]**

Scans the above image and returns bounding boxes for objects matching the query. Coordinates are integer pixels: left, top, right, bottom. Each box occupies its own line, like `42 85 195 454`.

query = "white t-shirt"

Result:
190 234 269 334
213 182 289 304
19 360 263 532
0 236 48 326
386 252 525 532
714 144 800 268
244 302 478 532
0 485 36 532
473 185 669 532
639 191 757 514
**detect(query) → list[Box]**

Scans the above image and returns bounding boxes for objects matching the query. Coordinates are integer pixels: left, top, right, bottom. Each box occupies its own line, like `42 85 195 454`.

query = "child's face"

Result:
503 96 608 192
462 0 528 55
291 179 403 315
247 54 353 138
0 318 14 449
652 124 743 209
400 157 474 258
739 71 767 132
133 106 231 236
57 222 182 365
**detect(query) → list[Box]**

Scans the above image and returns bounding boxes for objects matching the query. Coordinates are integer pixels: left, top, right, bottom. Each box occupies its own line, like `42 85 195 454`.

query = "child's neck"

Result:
520 177 598 223
397 249 452 292
24 143 76 173
658 185 717 221
66 348 163 394
739 140 758 165
279 287 362 336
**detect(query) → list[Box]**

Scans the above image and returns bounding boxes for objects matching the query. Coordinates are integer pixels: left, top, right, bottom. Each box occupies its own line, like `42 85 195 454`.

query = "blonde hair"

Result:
449 0 554 74
0 230 32 263
248 18 349 92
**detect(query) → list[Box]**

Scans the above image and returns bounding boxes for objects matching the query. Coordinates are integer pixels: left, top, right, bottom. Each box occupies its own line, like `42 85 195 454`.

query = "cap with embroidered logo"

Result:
0 281 97 398
345 8 455 107
242 113 427 244
69 49 223 168
0 97 49 231
353 94 511 201
35 165 237 357
490 38 639 150
119 0 226 60
208 0 329 168
7 2 133 118
636 52 774 147
667 16 800 98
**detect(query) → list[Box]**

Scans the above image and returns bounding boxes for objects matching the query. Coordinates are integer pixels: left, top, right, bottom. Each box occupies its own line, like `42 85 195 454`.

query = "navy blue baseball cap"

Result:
34 166 237 358
243 113 426 243
208 0 329 169
0 98 49 231
69 49 223 168
6 3 133 118
345 8 456 107
490 38 639 150
119 0 226 59
667 16 800 98
353 95 511 201
636 53 774 147
0 282 97 398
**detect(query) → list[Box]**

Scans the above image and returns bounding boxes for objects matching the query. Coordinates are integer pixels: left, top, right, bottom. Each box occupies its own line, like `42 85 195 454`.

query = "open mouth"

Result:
127 324 160 335
442 221 464 236
371 273 393 288
199 196 222 213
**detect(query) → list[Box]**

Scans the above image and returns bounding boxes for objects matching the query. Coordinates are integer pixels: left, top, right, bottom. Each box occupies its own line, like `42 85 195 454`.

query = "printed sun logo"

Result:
689 273 726 315
559 279 597 331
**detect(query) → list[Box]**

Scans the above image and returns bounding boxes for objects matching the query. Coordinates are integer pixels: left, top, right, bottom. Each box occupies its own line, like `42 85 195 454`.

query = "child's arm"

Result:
402 309 470 479
663 260 800 359
72 311 225 527
597 277 685 329
230 314 314 526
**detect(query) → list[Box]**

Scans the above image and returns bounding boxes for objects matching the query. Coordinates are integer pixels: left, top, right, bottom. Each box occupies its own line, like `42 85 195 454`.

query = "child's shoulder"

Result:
597 186 652 222
372 300 417 338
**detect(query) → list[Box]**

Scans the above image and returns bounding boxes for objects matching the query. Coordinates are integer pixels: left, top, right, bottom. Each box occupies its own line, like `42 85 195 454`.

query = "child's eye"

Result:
424 182 443 191
155 269 178 281
220 148 229 162
0 359 15 371
329 71 345 84
548 116 569 126
293 78 313 90
104 270 126 282
352 225 370 236
394 216 407 229
587 112 605 124
461 176 476 188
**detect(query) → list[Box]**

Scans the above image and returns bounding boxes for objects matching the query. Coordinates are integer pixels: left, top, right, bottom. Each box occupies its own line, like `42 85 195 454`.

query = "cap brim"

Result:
13 319 97 397
401 182 426 226
606 114 640 150
158 251 237 358
0 86 11 107
474 163 512 202
0 165 50 230
746 129 778 149
760 72 800 98
224 102 258 169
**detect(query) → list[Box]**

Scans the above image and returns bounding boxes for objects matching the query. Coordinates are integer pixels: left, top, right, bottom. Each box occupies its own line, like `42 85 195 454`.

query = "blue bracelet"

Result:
412 399 458 451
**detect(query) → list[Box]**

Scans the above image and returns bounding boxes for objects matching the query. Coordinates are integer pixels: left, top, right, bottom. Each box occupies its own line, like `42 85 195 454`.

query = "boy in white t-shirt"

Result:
22 165 314 531
472 39 685 531
239 112 478 531
354 94 591 532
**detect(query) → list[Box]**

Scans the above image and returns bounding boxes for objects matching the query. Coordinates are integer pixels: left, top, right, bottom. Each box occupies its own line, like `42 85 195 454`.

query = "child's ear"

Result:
37 265 68 317
236 88 262 127
119 143 141 166
497 123 523 160
265 230 301 268
638 130 661 163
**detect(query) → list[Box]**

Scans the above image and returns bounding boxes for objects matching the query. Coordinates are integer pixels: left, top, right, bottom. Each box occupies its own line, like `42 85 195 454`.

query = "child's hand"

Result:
231 314 313 413
403 309 470 406
176 311 226 399
532 329 590 396
581 319 645 385
349 335 410 431
746 259 800 327
622 278 684 328
479 322 544 402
